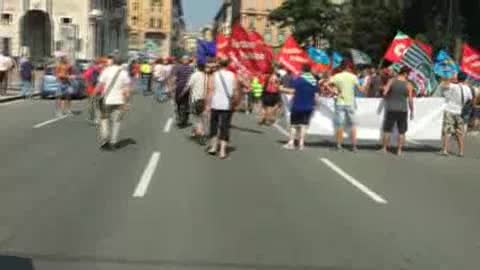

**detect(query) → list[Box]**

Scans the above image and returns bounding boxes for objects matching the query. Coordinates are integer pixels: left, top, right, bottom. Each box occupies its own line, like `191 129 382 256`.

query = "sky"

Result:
182 0 223 31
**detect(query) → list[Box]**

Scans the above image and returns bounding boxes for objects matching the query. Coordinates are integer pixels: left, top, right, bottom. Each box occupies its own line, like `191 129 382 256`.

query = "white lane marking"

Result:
0 100 25 107
273 123 289 137
33 115 70 129
320 158 388 205
133 152 161 198
163 117 173 133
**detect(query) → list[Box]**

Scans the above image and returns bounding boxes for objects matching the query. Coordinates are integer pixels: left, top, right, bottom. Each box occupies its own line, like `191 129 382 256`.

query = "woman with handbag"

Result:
185 64 209 143
205 59 241 159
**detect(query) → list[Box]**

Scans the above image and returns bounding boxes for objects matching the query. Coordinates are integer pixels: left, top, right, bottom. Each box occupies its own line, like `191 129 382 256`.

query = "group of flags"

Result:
196 25 480 96
383 30 480 95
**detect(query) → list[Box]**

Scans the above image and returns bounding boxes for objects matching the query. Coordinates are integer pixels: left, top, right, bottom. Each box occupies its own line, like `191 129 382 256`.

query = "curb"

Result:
0 93 40 103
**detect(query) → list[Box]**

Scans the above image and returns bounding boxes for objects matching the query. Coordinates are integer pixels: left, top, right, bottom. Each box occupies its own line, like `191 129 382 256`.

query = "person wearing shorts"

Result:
260 72 282 125
439 72 472 157
381 66 415 155
280 64 319 151
328 61 363 152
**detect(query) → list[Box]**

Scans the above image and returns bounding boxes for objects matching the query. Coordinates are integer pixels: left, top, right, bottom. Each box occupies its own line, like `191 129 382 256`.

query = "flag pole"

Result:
377 58 384 70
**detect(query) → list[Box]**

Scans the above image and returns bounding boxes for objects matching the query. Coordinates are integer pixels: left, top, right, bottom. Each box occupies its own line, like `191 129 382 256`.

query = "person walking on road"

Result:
260 72 282 126
439 72 473 157
19 56 35 99
280 64 320 151
380 66 415 156
95 56 132 151
328 61 363 152
185 63 209 142
206 59 241 159
84 58 106 125
140 60 153 95
153 58 170 102
0 52 15 96
55 57 74 116
171 56 194 128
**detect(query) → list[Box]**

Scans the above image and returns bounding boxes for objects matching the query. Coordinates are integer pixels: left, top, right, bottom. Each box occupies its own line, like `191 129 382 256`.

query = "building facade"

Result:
214 0 290 49
127 0 185 57
0 0 127 62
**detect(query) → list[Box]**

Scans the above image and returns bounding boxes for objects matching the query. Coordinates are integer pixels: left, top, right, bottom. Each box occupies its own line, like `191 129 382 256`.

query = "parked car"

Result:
40 66 86 99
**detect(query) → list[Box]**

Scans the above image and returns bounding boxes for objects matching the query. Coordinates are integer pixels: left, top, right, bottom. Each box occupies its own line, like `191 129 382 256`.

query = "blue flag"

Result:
197 40 217 66
333 51 343 69
434 50 460 79
308 47 330 65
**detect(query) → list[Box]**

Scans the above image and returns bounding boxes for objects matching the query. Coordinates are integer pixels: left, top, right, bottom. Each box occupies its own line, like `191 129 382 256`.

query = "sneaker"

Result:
283 143 295 150
352 146 359 153
336 144 344 152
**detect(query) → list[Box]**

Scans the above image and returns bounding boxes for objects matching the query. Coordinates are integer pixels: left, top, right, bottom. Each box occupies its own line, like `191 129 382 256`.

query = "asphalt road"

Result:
0 95 479 270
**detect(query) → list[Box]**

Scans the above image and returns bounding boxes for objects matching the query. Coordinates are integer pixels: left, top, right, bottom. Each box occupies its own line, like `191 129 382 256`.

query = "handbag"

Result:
192 73 208 115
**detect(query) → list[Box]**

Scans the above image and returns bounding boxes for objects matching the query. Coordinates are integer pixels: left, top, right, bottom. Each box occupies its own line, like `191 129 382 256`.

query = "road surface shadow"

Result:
276 139 441 153
0 255 34 269
115 138 137 149
231 125 264 134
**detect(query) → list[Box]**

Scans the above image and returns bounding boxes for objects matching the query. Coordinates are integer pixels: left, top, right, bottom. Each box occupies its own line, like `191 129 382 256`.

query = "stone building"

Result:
0 0 127 62
127 0 185 57
213 0 290 49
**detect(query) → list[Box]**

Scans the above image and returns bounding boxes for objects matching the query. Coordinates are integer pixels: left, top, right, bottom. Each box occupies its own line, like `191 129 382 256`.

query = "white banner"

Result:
284 97 446 143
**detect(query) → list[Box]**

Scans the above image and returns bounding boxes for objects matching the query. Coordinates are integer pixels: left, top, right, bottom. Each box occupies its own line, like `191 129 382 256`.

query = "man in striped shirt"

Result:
171 56 194 128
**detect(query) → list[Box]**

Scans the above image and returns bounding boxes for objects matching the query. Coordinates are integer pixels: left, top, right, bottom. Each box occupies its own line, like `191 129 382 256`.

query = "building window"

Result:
132 16 138 26
278 31 286 44
265 31 272 43
133 1 139 11
248 15 255 30
157 19 162 28
61 17 72 24
150 18 155 28
1 13 12 25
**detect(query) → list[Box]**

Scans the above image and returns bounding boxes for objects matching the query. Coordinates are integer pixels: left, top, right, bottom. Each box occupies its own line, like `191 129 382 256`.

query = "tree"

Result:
269 0 349 48
350 2 403 62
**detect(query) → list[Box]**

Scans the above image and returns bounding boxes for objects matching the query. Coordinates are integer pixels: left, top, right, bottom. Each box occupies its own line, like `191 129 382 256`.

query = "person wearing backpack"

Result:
440 72 473 157
95 56 132 151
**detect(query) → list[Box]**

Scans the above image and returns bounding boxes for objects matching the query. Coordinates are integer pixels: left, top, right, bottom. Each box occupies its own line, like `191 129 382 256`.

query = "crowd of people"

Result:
7 52 477 159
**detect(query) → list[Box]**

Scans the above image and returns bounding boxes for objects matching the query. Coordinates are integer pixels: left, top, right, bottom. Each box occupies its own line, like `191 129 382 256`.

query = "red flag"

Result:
462 44 480 81
415 40 433 59
248 31 274 74
384 31 414 63
277 36 313 76
216 33 230 59
228 24 256 80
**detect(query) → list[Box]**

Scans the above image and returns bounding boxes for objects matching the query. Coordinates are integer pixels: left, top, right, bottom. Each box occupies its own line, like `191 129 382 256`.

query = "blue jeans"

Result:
154 81 168 101
20 80 33 97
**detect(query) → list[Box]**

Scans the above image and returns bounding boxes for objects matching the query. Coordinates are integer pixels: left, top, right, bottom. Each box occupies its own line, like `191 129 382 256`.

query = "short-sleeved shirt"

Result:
330 71 360 106
56 64 72 82
211 69 236 110
441 83 473 115
0 55 14 71
20 61 34 81
172 64 194 97
290 73 318 112
98 65 131 105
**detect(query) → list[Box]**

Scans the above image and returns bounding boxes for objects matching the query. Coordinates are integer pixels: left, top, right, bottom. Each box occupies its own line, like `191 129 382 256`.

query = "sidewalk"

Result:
0 90 40 103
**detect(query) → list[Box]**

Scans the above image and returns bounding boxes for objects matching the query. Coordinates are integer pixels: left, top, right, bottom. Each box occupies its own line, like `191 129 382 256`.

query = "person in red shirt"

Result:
259 72 282 126
84 58 106 124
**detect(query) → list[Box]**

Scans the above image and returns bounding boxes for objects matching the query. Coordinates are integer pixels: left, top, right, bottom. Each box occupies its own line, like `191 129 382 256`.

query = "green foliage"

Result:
269 0 346 46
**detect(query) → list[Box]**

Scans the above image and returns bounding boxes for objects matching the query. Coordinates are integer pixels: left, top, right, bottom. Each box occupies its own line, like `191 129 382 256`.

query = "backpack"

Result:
461 85 475 121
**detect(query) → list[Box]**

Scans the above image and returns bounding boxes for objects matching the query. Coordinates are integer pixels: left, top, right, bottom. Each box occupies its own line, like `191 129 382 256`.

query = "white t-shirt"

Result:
442 83 473 115
187 71 208 102
0 55 14 71
211 69 236 110
99 65 131 105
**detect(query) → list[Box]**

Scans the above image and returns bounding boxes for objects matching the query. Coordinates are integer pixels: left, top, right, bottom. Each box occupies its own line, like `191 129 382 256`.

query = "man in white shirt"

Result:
96 56 132 151
440 72 472 157
0 53 15 95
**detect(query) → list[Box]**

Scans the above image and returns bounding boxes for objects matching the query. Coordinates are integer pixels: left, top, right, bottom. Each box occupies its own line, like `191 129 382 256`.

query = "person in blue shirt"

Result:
280 64 320 150
20 56 35 98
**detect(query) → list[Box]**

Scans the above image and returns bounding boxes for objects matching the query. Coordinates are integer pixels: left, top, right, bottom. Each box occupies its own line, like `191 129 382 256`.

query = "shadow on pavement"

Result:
116 138 137 149
231 125 264 134
0 255 34 269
